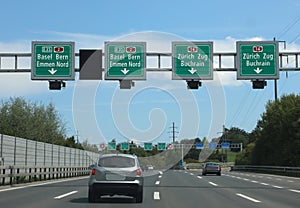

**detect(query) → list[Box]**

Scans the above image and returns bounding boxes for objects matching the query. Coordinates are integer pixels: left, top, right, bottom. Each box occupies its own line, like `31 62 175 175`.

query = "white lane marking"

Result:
0 176 88 193
276 178 282 181
54 191 78 199
288 180 294 183
209 182 218 186
272 185 283 189
260 182 269 186
251 180 259 183
236 193 261 203
155 181 160 185
289 189 300 193
243 178 250 181
159 171 163 175
158 175 162 179
190 173 194 176
154 192 160 200
197 176 202 179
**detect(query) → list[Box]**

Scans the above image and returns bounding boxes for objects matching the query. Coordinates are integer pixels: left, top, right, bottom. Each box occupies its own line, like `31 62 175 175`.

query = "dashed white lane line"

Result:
159 171 163 175
251 180 259 183
190 173 194 176
155 181 160 185
158 175 162 179
272 185 283 189
197 176 202 179
54 191 78 199
236 193 261 203
289 189 300 194
260 182 269 186
209 182 218 186
154 191 160 200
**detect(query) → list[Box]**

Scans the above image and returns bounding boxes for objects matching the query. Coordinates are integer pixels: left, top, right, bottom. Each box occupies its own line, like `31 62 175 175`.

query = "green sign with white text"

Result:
172 42 213 80
105 42 146 80
31 41 75 80
157 143 166 151
108 142 116 150
237 41 279 80
121 143 130 151
144 143 153 151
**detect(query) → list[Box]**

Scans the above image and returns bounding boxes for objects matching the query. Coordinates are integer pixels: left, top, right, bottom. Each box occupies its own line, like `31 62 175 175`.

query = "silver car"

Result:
202 162 221 176
88 154 144 203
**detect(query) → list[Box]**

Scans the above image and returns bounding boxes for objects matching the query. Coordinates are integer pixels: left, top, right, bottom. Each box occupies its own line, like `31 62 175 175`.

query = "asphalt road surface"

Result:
0 169 300 208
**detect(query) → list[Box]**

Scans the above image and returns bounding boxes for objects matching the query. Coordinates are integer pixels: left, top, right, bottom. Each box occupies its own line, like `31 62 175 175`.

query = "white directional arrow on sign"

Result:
48 68 57 75
121 68 130 75
188 68 197 74
254 67 263 74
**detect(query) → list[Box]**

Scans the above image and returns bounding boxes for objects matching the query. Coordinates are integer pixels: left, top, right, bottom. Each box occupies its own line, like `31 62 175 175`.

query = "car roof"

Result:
205 162 219 165
99 153 137 159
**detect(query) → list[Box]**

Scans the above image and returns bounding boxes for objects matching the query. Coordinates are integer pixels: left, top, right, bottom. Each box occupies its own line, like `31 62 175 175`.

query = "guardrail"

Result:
0 165 90 185
231 165 300 177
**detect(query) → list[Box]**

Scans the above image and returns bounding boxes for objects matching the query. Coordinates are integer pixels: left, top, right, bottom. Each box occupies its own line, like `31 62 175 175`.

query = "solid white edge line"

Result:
154 192 160 200
236 193 261 203
0 176 88 193
209 182 218 186
289 189 300 193
54 191 78 199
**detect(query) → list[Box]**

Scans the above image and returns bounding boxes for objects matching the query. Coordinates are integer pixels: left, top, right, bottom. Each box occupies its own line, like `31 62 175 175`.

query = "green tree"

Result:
251 94 300 166
0 97 66 144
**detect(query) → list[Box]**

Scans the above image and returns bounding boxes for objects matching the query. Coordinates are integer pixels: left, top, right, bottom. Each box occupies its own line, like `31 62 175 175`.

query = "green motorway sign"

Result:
108 142 116 150
121 142 130 151
144 143 153 151
172 42 213 80
105 42 146 80
157 143 166 151
237 41 279 80
31 41 75 80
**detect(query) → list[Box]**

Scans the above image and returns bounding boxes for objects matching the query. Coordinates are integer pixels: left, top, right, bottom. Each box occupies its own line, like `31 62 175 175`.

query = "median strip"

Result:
54 191 78 199
236 193 261 203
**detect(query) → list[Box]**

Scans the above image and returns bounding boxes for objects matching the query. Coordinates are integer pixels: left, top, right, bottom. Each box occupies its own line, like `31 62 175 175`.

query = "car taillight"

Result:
136 169 142 176
91 169 96 175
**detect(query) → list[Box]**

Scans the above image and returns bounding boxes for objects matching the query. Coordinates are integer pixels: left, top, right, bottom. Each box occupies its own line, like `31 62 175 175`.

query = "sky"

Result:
0 0 300 147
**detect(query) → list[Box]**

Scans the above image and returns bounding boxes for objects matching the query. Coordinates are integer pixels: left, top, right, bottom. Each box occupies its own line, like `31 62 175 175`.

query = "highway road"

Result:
0 169 300 208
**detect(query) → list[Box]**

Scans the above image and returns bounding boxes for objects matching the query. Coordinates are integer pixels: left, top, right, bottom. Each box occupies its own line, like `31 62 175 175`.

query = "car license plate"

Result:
105 173 125 181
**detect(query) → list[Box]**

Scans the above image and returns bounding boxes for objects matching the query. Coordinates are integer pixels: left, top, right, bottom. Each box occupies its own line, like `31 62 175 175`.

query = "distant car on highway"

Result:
88 153 144 203
202 162 221 176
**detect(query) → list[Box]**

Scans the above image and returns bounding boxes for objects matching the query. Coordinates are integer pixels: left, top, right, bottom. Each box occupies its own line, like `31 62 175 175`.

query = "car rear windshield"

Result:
98 156 136 168
206 163 219 166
